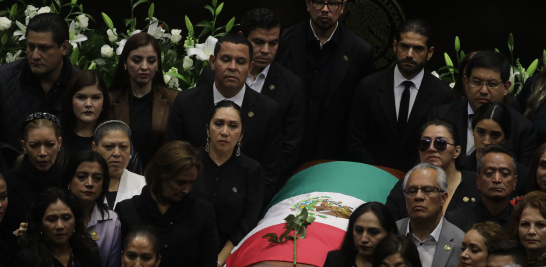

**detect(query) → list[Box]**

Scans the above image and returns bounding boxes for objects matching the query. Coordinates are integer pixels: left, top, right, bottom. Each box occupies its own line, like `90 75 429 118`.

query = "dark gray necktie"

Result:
398 81 413 131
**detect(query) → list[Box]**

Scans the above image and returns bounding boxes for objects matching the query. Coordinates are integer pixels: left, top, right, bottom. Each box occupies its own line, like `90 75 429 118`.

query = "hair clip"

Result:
24 112 61 128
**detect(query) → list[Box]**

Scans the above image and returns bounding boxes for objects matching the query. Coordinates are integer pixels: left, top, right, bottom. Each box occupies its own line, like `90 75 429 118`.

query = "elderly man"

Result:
487 240 529 267
0 13 79 168
397 162 464 267
446 146 517 231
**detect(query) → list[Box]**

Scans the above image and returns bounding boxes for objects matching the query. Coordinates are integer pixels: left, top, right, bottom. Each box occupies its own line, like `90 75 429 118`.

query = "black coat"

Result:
430 99 537 167
164 83 282 204
0 57 79 168
385 170 481 221
0 224 17 267
276 20 375 161
12 245 101 267
115 185 218 267
196 62 305 176
445 199 514 232
323 250 355 267
347 66 457 172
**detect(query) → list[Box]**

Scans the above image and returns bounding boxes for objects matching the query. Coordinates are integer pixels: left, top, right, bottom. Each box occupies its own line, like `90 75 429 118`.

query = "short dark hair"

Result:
465 51 511 83
372 235 422 267
124 225 161 260
421 118 464 170
472 102 512 140
213 33 253 62
396 19 434 49
240 8 282 38
477 145 516 175
26 13 69 47
487 240 528 267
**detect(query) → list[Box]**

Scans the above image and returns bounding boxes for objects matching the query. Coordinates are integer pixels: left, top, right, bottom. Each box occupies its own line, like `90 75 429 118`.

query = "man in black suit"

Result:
196 8 305 180
164 34 282 204
275 0 375 162
430 51 537 167
445 145 516 231
347 19 456 172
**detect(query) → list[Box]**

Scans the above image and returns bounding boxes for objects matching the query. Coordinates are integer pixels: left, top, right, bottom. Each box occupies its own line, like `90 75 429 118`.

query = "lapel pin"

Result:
269 85 275 90
444 245 451 251
471 198 476 202
463 197 469 202
248 111 254 117
232 187 237 193
343 55 348 61
91 231 100 241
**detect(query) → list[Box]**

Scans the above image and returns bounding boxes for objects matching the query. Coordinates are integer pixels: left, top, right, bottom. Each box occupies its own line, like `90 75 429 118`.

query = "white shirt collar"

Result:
406 217 444 242
394 65 425 90
246 64 271 93
213 82 246 107
467 102 474 116
310 19 338 48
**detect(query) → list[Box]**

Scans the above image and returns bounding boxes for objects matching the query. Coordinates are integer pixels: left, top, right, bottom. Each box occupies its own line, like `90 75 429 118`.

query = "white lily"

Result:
188 36 218 61
147 22 165 39
116 39 127 55
68 21 87 49
13 21 27 41
431 71 439 78
25 5 38 18
130 30 141 37
508 67 518 93
37 6 51 15
6 50 22 63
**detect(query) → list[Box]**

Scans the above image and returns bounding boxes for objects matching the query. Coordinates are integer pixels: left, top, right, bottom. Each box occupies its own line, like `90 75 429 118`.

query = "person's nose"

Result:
262 43 270 54
528 225 538 236
39 145 47 157
460 247 470 259
112 146 121 157
360 232 369 244
414 188 425 200
140 60 149 70
320 2 329 12
227 60 238 71
479 83 490 95
55 219 65 230
30 47 41 61
483 135 491 146
84 97 92 108
220 125 229 136
84 176 94 188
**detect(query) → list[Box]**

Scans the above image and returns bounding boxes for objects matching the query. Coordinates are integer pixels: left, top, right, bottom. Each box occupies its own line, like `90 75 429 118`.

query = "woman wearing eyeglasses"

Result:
465 102 528 199
386 118 481 220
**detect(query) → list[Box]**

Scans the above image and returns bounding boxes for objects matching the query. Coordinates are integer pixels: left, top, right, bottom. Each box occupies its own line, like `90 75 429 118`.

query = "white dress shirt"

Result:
406 217 444 267
246 64 271 93
213 82 246 107
467 103 476 156
394 66 424 121
310 19 338 49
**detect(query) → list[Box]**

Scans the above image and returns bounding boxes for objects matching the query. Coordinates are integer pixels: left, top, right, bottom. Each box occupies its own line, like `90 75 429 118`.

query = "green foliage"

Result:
192 0 238 38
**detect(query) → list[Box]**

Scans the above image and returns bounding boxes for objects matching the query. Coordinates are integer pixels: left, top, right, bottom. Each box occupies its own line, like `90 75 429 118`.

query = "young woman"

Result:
192 100 264 266
63 150 122 267
92 120 146 209
459 221 507 267
0 172 17 267
372 235 421 267
109 32 178 169
323 202 398 267
526 143 546 193
122 225 161 267
12 187 101 267
2 112 63 232
115 141 218 267
59 70 110 165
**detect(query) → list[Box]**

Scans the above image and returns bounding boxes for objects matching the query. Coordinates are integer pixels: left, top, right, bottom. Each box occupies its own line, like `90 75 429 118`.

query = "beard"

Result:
311 16 337 31
396 57 427 77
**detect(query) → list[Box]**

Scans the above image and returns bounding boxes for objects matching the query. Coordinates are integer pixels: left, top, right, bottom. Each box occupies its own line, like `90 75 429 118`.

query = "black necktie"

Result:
398 81 413 131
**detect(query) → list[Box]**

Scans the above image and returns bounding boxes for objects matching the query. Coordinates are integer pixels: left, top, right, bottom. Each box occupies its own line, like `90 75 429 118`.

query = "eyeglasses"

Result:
404 186 444 197
310 0 344 11
468 79 504 89
418 138 455 152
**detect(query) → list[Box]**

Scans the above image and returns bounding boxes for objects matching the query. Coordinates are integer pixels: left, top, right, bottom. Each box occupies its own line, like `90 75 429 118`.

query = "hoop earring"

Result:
236 142 241 156
205 137 210 152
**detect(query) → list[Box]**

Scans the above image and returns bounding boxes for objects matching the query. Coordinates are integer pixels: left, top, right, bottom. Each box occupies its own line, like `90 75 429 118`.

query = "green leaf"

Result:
438 65 458 72
212 0 217 8
215 2 224 16
195 20 213 27
262 233 281 243
279 228 293 242
204 5 214 16
54 0 61 8
454 36 460 52
198 27 211 38
226 17 235 32
124 18 136 27
185 16 193 32
132 0 149 10
148 3 154 20
300 208 308 221
213 32 228 38
9 4 17 19
1 34 7 46
444 53 454 74
460 50 466 62
70 47 80 65
527 59 539 77
284 214 296 222
102 12 114 30
298 226 306 239
508 33 514 50
495 48 500 53
50 3 56 14
306 216 316 223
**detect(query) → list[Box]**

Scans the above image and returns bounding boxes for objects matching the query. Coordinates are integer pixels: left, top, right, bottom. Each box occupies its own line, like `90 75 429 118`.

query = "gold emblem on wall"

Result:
341 0 405 71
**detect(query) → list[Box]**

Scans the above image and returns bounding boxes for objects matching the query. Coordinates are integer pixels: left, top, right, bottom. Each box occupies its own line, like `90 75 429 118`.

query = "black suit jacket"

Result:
276 20 375 160
164 83 282 200
347 66 457 172
196 62 305 174
445 199 514 231
430 99 537 167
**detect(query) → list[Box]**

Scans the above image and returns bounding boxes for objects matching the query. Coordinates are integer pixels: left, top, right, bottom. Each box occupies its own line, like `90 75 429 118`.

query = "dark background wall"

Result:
4 0 545 71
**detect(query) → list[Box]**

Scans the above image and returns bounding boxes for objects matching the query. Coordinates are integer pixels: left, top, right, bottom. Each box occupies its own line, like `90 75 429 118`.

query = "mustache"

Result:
402 58 417 65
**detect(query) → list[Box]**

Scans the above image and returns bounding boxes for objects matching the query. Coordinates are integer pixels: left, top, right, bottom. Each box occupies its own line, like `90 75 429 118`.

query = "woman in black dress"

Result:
192 100 264 266
386 119 481 220
59 70 110 166
115 141 218 267
372 235 421 267
12 187 101 267
323 202 398 267
2 112 64 232
0 172 17 267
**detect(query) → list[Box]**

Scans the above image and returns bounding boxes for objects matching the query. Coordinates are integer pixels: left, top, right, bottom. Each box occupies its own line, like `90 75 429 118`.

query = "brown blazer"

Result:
109 85 178 157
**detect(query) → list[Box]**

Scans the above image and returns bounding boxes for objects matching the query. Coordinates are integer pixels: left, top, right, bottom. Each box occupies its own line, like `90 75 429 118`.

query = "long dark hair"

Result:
109 32 166 92
471 102 512 140
372 235 422 267
335 202 398 265
60 70 110 165
527 143 546 192
18 188 100 266
62 150 110 220
420 118 464 170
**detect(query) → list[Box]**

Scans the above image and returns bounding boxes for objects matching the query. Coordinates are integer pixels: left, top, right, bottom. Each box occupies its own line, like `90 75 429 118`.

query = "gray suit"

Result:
396 217 464 267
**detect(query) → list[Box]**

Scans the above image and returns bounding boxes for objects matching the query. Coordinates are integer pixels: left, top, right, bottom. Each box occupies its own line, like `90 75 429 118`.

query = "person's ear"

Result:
206 124 210 138
210 54 216 70
239 133 243 143
392 40 398 52
61 40 69 56
503 80 511 96
427 46 434 60
453 145 461 160
249 60 255 73
21 140 26 152
92 141 96 151
154 255 162 267
57 136 62 149
441 191 448 207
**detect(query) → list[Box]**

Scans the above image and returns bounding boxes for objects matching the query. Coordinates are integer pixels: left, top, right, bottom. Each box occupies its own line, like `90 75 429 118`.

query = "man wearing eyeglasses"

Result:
445 145 517 231
396 162 464 267
430 51 537 167
275 0 375 162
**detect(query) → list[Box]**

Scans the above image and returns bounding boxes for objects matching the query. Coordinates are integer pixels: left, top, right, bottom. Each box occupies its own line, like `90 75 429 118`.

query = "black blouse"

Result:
1 155 63 231
0 223 17 267
67 131 94 158
129 91 153 168
323 250 356 267
192 147 265 250
385 170 481 221
115 185 219 267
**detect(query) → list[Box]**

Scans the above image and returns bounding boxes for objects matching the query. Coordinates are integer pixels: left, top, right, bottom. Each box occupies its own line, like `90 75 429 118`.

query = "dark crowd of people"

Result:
1 1 546 267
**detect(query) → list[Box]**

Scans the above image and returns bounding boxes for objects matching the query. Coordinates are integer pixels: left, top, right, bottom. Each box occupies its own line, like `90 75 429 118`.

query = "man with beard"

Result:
347 19 456 172
275 0 375 162
446 145 517 231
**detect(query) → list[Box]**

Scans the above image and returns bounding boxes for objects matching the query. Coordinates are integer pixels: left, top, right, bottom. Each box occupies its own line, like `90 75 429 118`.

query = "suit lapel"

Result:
261 62 280 99
200 84 215 135
288 23 307 79
324 25 353 109
150 87 168 148
432 218 455 267
378 67 400 141
399 72 435 148
241 85 257 137
111 90 131 126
